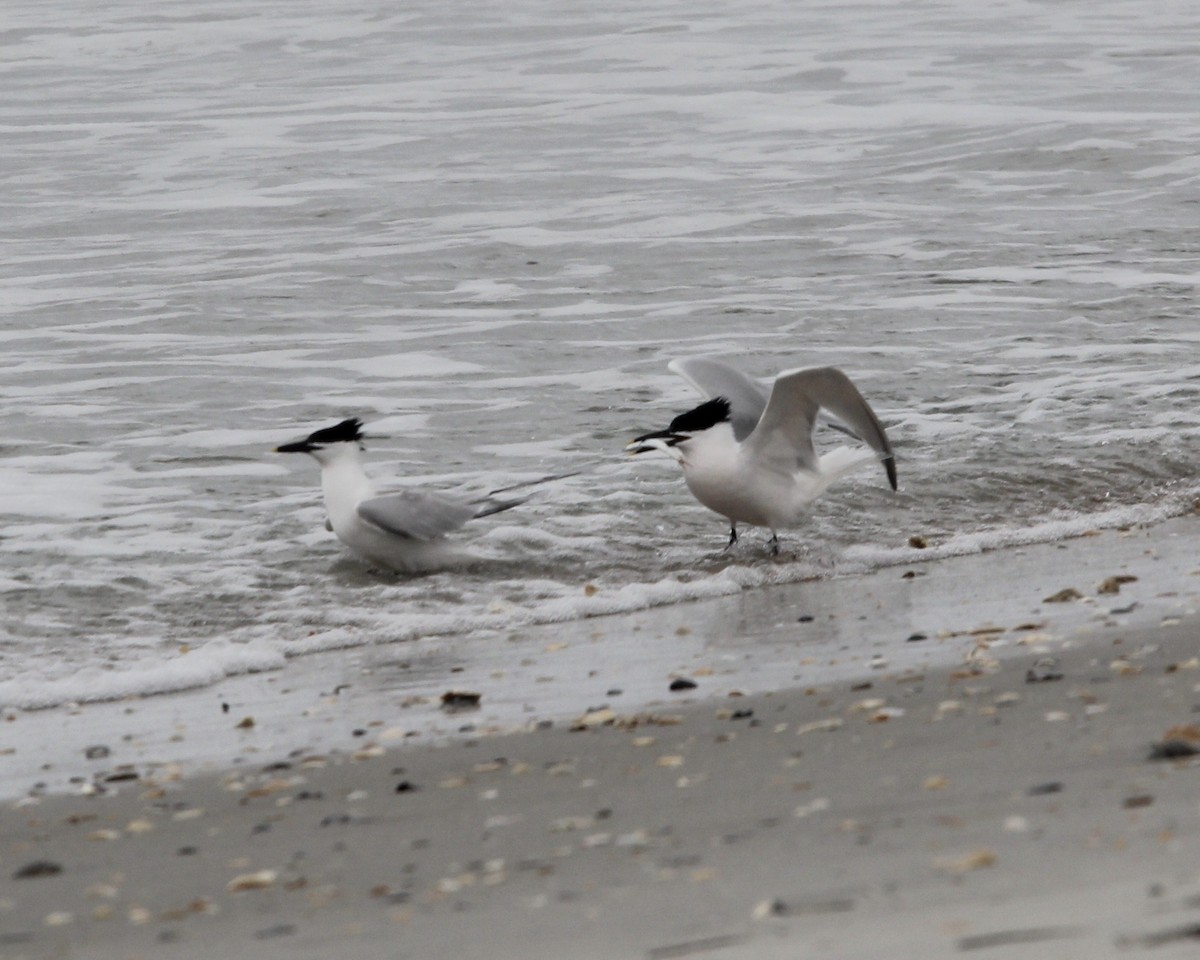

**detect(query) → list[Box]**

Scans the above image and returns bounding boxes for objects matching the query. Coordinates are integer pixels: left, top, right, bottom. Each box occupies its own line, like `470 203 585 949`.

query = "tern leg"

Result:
725 523 738 551
768 532 780 557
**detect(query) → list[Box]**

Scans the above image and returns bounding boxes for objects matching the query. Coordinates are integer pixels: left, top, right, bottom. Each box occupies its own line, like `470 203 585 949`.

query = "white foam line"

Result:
3 486 1198 714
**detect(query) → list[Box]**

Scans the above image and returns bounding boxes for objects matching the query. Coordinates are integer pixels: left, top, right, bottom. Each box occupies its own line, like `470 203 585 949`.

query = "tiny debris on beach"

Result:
13 861 63 881
1148 725 1200 761
1043 588 1083 603
440 691 482 711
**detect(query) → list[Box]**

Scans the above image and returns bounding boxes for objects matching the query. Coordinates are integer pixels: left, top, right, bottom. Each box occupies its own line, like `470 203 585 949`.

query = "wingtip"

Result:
884 455 898 491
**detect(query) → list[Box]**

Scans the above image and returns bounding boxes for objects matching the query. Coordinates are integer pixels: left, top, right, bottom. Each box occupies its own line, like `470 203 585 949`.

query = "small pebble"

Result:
255 924 297 940
1148 739 1200 761
1098 575 1137 595
1027 782 1063 796
14 861 62 880
227 869 278 892
934 849 996 874
440 691 482 711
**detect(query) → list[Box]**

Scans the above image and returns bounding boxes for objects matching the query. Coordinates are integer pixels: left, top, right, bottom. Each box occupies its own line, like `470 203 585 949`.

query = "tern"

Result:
275 417 525 571
626 357 897 553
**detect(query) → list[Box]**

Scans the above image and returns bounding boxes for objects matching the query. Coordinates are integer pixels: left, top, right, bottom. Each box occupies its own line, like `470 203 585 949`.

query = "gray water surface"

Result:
2 0 1198 706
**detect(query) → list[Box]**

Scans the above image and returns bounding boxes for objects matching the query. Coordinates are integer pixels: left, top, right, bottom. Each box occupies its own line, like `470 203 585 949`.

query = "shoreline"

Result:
2 516 1199 957
3 514 1196 802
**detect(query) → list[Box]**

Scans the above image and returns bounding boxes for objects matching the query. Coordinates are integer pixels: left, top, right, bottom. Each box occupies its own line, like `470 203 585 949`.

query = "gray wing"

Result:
745 367 896 488
356 489 477 541
668 357 768 442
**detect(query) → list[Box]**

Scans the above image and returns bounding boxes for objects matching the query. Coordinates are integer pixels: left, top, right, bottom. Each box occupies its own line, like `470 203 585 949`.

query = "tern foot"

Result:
724 524 739 552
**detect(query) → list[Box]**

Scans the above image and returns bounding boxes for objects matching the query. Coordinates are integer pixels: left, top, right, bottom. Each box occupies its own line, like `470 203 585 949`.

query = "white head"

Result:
275 417 366 467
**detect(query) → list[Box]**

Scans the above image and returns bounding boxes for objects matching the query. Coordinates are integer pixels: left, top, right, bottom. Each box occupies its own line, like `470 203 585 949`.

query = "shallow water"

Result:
2 0 1198 708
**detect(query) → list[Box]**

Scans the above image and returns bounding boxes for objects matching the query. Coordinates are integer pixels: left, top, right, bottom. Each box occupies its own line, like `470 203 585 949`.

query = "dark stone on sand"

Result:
84 745 110 760
255 924 297 940
1148 739 1200 761
797 615 814 623
441 690 482 710
177 846 197 856
767 896 856 916
1027 782 1063 796
730 709 754 720
13 860 62 880
395 781 419 793
906 633 928 642
669 678 698 692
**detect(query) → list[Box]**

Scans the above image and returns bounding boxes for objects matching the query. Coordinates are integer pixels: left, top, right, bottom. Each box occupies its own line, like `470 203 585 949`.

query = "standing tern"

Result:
626 358 897 553
275 417 525 572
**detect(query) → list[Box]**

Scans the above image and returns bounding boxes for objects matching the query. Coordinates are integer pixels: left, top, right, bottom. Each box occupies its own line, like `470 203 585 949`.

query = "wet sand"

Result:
3 519 1199 959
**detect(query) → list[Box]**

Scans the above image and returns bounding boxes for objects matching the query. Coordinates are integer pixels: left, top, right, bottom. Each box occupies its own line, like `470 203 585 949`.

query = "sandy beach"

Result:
5 3 1200 957
3 516 1199 960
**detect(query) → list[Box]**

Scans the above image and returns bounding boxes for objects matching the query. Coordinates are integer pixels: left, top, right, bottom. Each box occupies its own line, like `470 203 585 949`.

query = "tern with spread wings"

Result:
627 358 897 552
